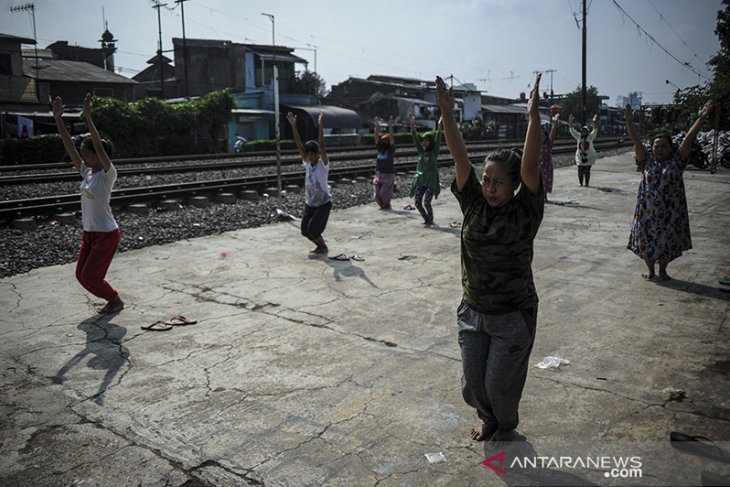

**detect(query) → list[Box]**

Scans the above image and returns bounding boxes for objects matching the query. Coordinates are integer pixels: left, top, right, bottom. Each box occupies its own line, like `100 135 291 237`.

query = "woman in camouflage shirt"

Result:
436 73 545 443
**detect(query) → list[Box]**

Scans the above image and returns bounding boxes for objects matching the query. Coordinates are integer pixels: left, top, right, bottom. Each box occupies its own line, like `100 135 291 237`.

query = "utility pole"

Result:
262 13 285 215
581 0 587 125
175 0 189 98
152 1 167 99
10 3 39 103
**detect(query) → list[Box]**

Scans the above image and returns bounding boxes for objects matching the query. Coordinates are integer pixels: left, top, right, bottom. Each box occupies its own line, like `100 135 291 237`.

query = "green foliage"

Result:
0 135 66 165
243 139 297 152
91 89 235 157
708 0 730 129
289 71 327 97
672 85 713 131
559 86 602 125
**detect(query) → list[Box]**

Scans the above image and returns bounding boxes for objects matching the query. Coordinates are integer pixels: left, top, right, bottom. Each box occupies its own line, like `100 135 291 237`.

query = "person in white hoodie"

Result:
569 113 598 187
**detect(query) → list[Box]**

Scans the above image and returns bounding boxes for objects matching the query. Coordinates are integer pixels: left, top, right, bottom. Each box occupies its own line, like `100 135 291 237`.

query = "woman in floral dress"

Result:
625 100 713 280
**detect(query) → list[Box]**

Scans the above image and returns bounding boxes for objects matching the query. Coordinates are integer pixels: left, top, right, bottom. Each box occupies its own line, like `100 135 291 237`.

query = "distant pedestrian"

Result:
538 113 559 201
437 73 545 443
625 100 713 281
569 114 598 187
287 111 331 254
408 113 442 225
372 116 396 209
234 134 247 153
53 93 123 314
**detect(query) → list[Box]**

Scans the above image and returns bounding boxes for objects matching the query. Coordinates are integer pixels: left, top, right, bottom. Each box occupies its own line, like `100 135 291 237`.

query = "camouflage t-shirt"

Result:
451 167 545 313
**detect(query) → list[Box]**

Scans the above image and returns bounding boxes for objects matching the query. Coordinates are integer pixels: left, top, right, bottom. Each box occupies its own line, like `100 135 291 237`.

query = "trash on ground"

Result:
535 356 570 369
424 452 446 464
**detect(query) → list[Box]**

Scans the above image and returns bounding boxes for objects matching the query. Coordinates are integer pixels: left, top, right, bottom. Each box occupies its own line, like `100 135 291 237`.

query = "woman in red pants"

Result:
53 93 124 314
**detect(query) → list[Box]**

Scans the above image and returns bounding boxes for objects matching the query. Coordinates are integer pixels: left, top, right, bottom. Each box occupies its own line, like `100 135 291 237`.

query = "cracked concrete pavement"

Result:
1 150 729 486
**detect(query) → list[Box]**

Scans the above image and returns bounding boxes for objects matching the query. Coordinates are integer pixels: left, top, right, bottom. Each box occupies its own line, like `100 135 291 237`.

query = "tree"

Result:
290 71 327 97
708 0 730 129
559 86 602 125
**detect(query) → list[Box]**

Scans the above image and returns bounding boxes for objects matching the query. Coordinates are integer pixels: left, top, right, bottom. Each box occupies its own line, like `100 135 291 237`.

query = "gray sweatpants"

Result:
457 300 537 431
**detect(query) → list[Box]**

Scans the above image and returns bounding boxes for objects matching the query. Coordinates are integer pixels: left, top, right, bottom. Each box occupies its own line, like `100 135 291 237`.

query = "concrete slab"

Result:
1 151 729 486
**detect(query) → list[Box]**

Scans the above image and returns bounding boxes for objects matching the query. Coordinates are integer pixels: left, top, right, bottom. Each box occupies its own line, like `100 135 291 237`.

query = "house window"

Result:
0 54 11 75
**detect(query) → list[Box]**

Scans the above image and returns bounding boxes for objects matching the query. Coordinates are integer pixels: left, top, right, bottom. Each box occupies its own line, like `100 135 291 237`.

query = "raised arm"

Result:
83 93 112 172
286 112 305 160
568 114 580 140
624 104 646 163
408 112 423 155
52 96 83 171
549 113 559 142
521 73 542 194
318 112 328 165
436 75 471 191
388 116 395 147
678 100 713 161
589 114 599 139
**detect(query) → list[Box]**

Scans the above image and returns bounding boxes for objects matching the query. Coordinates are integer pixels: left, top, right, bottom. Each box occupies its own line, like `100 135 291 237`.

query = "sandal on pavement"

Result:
328 253 350 261
167 315 198 326
142 320 173 332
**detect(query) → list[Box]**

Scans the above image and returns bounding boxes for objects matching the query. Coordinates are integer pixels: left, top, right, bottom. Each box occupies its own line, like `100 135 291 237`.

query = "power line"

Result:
646 0 701 61
609 0 709 81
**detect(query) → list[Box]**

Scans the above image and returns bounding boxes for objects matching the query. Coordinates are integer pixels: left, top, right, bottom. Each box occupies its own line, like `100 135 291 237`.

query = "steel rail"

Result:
0 140 632 221
0 137 627 185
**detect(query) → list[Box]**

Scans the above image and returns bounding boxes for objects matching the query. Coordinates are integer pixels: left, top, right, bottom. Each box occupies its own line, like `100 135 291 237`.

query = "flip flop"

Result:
403 204 416 210
670 432 730 463
141 320 173 331
328 253 350 261
168 315 198 326
719 278 730 286
350 254 365 262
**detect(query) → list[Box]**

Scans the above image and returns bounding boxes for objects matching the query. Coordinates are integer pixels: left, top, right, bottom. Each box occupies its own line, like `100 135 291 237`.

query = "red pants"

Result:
76 229 120 302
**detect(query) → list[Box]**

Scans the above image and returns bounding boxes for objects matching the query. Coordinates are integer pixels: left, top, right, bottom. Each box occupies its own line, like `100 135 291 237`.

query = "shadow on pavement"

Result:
52 312 129 405
656 278 730 302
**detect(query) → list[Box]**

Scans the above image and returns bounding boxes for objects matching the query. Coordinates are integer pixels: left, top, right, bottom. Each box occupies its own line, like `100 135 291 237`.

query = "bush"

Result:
243 139 297 152
91 89 235 158
0 134 67 165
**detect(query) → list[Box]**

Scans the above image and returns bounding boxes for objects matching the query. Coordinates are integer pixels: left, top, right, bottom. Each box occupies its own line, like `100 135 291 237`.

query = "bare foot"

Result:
641 271 655 280
470 422 498 441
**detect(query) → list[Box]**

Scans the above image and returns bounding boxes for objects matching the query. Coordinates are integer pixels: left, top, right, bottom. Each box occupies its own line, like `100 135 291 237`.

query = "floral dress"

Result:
627 151 691 262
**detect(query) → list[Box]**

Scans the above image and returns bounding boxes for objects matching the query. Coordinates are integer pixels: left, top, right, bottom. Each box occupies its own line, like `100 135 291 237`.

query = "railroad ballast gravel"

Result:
1 150 630 278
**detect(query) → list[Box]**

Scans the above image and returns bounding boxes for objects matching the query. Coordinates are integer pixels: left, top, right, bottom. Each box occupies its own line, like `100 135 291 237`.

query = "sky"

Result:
0 0 722 105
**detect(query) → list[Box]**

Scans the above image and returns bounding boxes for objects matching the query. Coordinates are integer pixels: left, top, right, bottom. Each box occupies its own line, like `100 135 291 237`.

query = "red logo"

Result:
482 451 507 475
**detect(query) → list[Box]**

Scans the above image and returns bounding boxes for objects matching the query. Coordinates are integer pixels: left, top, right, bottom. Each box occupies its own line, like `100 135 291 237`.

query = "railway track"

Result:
0 139 632 221
0 137 628 185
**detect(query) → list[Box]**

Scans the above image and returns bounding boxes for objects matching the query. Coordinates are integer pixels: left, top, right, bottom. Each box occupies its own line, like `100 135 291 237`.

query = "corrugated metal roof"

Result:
22 59 137 84
481 104 525 114
0 33 36 44
283 104 362 129
247 49 307 64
